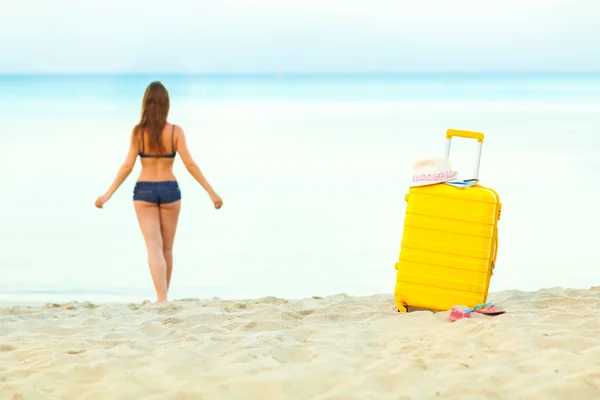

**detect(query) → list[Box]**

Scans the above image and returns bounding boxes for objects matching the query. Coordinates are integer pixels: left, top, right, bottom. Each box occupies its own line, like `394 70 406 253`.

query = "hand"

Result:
95 193 111 209
209 192 223 209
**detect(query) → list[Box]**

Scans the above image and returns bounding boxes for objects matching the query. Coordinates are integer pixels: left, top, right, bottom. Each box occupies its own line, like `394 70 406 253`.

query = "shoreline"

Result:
1 286 598 308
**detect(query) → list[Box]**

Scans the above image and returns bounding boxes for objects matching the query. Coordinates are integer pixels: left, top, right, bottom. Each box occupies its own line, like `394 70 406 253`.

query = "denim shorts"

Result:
133 181 181 204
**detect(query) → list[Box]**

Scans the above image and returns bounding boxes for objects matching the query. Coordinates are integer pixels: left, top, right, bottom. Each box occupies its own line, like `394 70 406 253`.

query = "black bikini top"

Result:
139 124 176 158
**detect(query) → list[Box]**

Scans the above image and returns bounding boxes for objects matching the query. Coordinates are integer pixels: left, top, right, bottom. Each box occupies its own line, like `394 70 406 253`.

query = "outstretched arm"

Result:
176 126 223 208
95 130 138 208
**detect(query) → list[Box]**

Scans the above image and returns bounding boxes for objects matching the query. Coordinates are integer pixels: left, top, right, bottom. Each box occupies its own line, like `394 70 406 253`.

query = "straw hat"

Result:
409 157 458 187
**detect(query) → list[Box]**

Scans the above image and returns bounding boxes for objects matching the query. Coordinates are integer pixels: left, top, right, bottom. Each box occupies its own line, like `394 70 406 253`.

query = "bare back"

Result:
137 123 178 182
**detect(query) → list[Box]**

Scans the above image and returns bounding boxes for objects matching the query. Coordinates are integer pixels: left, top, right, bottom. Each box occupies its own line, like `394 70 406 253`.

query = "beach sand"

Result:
1 287 600 400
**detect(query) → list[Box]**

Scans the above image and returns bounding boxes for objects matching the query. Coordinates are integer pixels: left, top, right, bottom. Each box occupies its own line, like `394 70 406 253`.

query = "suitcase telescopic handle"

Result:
444 129 485 180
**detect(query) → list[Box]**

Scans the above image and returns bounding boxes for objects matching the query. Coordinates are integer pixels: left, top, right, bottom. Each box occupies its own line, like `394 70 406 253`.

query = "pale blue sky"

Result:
1 0 599 73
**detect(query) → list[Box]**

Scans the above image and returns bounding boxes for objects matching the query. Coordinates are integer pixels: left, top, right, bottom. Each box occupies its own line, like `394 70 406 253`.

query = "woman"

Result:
95 81 223 303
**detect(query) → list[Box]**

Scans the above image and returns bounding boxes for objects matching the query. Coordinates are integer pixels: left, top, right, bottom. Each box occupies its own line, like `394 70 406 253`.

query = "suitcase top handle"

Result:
446 129 484 143
444 129 485 180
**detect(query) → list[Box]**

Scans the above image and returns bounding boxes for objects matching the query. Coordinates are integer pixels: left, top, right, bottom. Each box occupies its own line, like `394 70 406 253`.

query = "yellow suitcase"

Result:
394 129 502 312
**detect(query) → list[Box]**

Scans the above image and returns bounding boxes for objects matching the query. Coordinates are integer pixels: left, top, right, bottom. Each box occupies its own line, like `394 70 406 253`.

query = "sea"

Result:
1 73 599 305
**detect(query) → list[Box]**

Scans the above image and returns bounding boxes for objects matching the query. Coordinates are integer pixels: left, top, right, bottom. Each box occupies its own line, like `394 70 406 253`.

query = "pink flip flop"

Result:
472 303 505 316
449 306 472 322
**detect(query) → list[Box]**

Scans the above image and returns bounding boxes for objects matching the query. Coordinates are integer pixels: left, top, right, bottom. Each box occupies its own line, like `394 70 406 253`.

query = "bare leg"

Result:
159 200 181 291
134 200 168 302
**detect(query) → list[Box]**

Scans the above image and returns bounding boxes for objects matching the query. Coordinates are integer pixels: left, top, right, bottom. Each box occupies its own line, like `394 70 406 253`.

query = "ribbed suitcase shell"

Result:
394 183 501 312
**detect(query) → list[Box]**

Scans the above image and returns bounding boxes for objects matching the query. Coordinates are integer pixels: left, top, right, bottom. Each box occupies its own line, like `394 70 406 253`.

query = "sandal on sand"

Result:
472 303 505 316
449 306 473 322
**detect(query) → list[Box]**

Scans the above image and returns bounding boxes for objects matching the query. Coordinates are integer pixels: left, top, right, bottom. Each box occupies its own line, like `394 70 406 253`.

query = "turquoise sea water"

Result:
1 73 599 305
5 73 600 104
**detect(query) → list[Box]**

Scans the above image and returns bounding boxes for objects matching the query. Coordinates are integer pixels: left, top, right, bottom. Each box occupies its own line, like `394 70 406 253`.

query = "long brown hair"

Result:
135 81 170 154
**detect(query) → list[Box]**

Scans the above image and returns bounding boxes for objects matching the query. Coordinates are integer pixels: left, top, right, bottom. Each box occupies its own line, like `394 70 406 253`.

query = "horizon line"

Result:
1 71 600 77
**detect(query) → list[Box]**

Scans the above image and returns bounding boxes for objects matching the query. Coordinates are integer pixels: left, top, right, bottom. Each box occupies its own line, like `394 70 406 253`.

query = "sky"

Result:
1 0 599 74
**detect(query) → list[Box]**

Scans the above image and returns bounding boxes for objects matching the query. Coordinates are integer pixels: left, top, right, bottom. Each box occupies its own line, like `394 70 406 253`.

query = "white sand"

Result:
1 287 600 400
